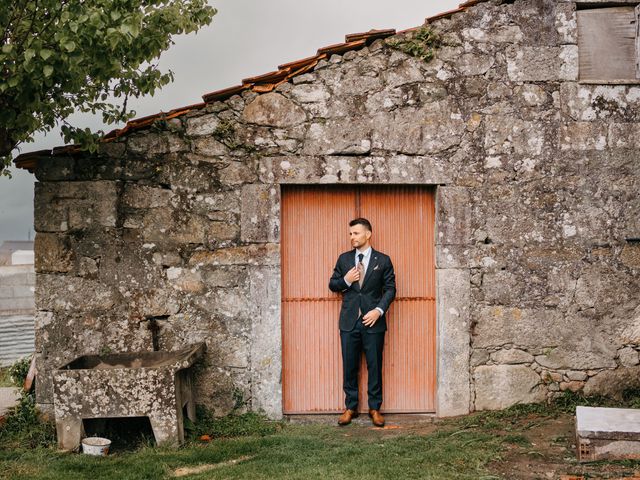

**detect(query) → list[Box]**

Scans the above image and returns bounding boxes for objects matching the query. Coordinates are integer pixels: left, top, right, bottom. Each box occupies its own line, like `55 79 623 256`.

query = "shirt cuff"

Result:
343 276 352 287
375 307 384 316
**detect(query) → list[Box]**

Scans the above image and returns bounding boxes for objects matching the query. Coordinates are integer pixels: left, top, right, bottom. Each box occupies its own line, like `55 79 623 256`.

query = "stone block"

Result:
242 93 306 127
618 347 640 367
474 364 546 411
249 267 282 418
185 114 221 137
127 132 187 155
303 119 372 155
189 244 280 267
490 348 535 365
473 306 565 349
436 244 470 269
609 123 640 149
559 122 608 151
36 274 119 313
555 3 577 45
34 233 74 273
436 269 471 417
122 184 174 209
506 45 578 82
371 102 465 155
34 181 118 232
621 244 640 269
219 161 257 186
241 184 280 243
436 187 470 246
193 136 229 157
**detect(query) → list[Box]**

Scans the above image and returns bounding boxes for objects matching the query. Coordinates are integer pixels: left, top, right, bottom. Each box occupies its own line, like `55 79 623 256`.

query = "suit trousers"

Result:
340 315 385 411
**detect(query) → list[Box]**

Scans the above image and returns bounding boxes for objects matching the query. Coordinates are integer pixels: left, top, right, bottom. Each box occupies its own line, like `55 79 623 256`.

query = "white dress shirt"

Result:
343 246 385 316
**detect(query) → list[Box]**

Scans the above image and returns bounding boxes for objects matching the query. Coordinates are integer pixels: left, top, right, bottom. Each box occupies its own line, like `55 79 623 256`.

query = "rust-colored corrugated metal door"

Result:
281 185 436 414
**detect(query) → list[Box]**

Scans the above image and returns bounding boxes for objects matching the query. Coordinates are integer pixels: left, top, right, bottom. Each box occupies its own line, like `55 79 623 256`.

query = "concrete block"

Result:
576 406 640 462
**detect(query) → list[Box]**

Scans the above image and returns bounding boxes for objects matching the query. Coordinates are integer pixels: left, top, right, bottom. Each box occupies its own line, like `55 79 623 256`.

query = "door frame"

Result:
260 175 471 418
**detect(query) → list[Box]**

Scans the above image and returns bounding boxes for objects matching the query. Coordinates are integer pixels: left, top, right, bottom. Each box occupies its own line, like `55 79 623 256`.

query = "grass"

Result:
0 422 506 480
4 390 640 479
0 367 13 387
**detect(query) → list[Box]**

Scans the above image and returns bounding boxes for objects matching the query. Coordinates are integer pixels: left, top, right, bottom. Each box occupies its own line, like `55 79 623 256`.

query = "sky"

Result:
0 0 460 245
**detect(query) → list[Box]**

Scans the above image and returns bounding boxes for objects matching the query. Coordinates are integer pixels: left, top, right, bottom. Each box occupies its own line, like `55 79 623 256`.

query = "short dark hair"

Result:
349 217 372 232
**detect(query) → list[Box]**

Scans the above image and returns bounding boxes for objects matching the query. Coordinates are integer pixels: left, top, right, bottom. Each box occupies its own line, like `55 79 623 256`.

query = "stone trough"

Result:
53 343 205 451
576 405 640 462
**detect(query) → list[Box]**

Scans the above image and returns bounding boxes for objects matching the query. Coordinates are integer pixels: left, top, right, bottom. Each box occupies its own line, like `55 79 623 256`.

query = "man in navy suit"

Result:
328 218 396 427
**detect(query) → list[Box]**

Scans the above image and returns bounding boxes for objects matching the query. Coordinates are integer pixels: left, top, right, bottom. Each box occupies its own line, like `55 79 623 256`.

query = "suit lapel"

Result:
361 249 378 288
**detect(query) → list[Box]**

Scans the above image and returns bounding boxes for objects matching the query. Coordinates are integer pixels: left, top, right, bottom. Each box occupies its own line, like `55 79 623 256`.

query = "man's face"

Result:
349 224 371 249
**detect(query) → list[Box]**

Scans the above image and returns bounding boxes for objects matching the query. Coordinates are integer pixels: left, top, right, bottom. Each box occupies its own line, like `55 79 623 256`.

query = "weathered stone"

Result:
621 244 640 269
559 380 584 392
185 114 221 136
584 367 640 400
437 269 471 417
241 184 280 243
566 370 589 382
189 244 279 267
506 45 578 82
303 119 371 155
559 122 608 151
474 364 546 411
490 348 535 365
436 187 470 246
127 132 187 155
371 102 465 154
618 347 640 367
34 182 118 232
34 233 73 273
242 93 306 127
122 185 173 209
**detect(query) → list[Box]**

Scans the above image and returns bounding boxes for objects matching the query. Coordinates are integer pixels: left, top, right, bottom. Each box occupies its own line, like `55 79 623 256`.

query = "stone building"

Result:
15 0 640 419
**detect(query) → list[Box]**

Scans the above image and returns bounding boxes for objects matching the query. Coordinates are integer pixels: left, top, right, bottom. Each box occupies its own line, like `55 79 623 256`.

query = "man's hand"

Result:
362 309 381 327
344 266 360 284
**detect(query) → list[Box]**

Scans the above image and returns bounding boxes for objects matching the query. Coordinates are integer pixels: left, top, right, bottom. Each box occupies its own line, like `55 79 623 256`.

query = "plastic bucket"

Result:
81 437 111 456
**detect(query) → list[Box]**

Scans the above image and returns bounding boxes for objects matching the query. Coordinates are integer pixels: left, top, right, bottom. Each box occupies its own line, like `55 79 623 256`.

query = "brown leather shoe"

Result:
369 409 385 427
337 409 359 425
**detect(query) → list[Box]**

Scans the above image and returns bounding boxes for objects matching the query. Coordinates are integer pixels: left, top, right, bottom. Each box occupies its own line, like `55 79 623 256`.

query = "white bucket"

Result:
81 437 111 456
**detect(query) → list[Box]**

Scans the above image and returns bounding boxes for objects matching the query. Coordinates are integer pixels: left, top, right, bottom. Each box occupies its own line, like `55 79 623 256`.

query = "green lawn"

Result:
0 423 504 480
4 392 640 480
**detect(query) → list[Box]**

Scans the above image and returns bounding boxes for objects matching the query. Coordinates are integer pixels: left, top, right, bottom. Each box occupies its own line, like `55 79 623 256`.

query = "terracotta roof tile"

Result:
345 29 396 43
426 7 466 23
14 2 487 171
201 84 249 103
317 39 366 56
242 69 291 85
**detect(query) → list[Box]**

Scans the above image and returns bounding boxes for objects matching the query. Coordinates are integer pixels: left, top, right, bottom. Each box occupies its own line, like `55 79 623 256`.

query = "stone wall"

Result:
31 0 640 416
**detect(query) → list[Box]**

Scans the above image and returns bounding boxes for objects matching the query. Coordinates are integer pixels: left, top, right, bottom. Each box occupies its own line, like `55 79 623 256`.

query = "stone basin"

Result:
53 343 205 451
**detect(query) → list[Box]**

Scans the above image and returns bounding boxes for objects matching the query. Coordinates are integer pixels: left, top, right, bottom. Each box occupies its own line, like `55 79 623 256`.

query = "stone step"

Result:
576 405 640 462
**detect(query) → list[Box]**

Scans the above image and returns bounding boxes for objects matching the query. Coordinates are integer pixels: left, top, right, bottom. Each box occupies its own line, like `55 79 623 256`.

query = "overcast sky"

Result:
0 0 460 245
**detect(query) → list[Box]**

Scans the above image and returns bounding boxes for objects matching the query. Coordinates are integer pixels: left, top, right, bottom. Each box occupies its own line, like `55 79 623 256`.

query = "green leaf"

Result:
1 44 12 54
39 49 54 60
63 41 76 52
43 65 53 77
24 49 35 62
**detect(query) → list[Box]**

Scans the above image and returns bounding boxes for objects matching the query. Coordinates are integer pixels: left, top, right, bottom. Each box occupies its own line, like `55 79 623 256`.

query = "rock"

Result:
490 348 534 364
618 347 640 367
559 381 584 392
566 370 588 382
474 364 546 410
242 93 306 127
583 367 640 400
34 233 73 273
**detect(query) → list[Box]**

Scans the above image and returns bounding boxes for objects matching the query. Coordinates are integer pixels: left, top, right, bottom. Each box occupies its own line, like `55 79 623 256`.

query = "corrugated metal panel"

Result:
0 315 35 366
282 185 436 414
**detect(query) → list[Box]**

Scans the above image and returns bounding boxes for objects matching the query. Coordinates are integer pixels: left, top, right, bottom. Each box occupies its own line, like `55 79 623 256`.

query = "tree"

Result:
0 0 216 174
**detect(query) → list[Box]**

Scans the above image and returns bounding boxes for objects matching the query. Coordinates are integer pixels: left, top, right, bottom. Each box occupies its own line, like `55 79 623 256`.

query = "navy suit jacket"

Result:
328 248 396 333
